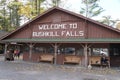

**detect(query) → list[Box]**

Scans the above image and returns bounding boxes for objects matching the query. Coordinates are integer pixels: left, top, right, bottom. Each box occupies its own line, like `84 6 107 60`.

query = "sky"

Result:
20 0 120 20
64 0 120 20
19 0 120 26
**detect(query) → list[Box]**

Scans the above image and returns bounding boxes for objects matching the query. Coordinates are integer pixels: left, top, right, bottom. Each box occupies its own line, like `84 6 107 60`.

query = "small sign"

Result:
11 42 17 44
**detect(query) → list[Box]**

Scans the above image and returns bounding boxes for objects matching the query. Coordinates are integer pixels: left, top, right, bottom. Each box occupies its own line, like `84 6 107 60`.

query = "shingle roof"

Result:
0 31 8 43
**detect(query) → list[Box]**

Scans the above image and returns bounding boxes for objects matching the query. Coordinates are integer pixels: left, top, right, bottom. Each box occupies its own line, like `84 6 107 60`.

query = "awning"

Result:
2 38 120 43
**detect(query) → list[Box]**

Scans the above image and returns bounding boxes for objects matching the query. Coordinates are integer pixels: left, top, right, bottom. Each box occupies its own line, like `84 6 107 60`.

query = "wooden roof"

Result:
1 7 120 43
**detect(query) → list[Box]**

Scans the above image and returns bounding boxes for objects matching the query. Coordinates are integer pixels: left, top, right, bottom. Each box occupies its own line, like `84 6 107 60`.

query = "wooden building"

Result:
1 7 120 67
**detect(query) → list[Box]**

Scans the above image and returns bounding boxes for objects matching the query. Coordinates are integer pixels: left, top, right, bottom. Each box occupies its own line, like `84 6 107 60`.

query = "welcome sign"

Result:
32 23 84 38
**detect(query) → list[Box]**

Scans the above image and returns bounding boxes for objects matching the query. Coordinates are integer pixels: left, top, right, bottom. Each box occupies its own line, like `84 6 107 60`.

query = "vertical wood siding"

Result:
5 9 120 39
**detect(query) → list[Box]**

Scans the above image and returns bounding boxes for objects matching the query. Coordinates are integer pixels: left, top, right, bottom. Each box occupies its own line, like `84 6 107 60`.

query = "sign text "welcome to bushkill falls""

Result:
32 23 84 38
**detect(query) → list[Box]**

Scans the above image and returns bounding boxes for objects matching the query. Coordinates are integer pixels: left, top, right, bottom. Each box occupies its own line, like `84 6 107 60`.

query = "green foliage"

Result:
0 0 65 32
30 0 45 16
51 0 61 7
116 21 120 30
44 0 64 8
80 0 104 18
82 0 98 4
8 0 22 27
81 0 118 27
0 0 46 32
99 16 119 27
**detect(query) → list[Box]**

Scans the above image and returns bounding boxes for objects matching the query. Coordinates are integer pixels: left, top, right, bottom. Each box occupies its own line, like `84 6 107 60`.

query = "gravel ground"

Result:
0 55 120 80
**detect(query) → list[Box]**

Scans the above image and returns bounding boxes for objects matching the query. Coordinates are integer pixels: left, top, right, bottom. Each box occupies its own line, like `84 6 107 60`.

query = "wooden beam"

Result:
4 43 8 61
80 43 93 67
4 43 8 55
29 43 34 60
84 43 88 67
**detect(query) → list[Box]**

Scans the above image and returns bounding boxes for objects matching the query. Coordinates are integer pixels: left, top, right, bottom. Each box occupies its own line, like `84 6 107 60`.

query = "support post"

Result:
88 48 92 69
4 43 8 60
81 43 93 68
54 43 58 65
84 43 88 67
29 43 33 61
4 43 8 55
51 43 61 65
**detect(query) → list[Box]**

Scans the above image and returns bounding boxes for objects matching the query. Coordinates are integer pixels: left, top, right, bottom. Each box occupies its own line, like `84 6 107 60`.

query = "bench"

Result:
38 54 54 63
89 56 110 67
63 56 81 64
89 56 101 65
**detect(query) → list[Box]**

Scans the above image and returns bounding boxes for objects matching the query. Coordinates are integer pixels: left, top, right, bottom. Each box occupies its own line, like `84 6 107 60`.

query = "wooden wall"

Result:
4 9 120 40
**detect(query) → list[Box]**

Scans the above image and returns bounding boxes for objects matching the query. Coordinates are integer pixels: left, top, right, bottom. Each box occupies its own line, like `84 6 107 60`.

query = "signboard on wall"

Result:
32 22 84 38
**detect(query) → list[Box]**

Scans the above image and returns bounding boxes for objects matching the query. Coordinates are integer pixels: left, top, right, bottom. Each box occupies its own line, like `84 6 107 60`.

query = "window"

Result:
59 47 83 55
113 48 120 56
22 44 29 52
76 48 84 56
47 48 54 54
92 48 109 56
64 47 75 55
33 47 45 53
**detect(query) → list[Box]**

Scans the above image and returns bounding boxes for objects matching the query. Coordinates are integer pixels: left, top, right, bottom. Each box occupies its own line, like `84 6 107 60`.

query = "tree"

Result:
19 2 34 21
51 0 61 7
0 0 6 30
8 0 22 28
44 0 65 8
0 0 46 32
116 21 120 30
80 0 104 18
0 0 12 31
29 0 45 16
99 16 119 27
18 0 45 24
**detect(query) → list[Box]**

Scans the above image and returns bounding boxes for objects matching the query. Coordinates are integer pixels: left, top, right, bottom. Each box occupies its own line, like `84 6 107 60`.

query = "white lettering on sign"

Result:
32 31 59 37
32 23 84 37
69 23 77 29
61 31 84 37
38 24 67 30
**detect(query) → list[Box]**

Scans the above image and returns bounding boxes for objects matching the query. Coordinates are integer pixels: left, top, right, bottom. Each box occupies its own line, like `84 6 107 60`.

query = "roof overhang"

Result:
2 38 120 43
